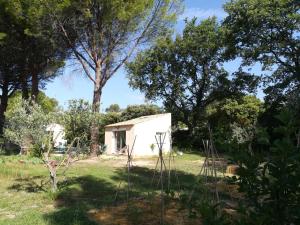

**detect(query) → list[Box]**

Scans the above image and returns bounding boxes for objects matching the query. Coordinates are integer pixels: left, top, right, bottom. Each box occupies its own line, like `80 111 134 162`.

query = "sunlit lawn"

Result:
0 152 205 225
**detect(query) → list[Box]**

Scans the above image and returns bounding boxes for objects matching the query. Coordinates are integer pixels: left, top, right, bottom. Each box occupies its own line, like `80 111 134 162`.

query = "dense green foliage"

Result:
220 2 300 222
121 104 163 121
7 91 59 114
61 99 95 148
207 95 263 152
0 0 67 95
223 0 300 106
0 0 68 134
105 104 121 113
127 18 258 145
230 110 300 225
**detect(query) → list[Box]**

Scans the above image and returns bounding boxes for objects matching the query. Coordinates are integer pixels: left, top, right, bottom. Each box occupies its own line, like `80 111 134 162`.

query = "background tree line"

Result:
63 101 163 151
2 96 163 155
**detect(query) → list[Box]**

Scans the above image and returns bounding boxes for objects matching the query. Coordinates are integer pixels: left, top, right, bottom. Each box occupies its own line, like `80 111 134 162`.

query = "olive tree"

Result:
4 99 82 191
4 99 52 154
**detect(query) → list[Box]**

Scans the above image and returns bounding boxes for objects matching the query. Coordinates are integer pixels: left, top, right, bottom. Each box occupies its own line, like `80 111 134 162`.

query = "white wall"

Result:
46 123 67 148
132 113 171 156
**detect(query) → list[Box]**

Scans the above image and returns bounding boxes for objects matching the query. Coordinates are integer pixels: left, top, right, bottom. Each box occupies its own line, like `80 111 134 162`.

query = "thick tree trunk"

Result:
21 75 29 100
90 64 102 157
297 130 300 148
0 80 9 135
31 70 39 101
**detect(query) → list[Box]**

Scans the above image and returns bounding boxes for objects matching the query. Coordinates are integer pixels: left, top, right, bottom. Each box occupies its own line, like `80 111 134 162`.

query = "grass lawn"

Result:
0 153 206 225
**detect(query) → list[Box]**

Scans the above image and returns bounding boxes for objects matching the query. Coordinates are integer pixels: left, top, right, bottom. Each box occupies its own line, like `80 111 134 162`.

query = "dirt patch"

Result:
6 214 16 219
132 160 155 167
88 197 202 225
77 156 130 167
86 157 155 167
43 204 55 212
76 155 158 168
191 159 205 164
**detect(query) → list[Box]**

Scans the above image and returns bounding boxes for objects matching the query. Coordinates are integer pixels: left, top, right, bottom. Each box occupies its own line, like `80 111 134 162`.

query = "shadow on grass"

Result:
7 175 47 192
44 175 116 225
42 166 200 225
112 166 198 195
6 165 232 224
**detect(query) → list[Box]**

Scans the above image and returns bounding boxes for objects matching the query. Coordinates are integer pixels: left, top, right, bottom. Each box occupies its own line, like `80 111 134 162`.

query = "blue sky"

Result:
44 0 262 111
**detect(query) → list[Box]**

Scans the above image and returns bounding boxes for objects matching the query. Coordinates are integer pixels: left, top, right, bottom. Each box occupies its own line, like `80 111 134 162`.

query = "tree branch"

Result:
106 0 164 81
44 4 97 84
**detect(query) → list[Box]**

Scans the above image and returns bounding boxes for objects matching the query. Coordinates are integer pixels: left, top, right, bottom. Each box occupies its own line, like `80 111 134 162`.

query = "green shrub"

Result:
231 110 300 225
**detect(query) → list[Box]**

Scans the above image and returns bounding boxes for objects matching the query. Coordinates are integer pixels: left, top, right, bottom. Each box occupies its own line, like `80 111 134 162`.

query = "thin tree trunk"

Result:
50 171 57 192
31 69 39 101
46 159 58 192
90 64 102 157
0 80 9 135
48 166 58 191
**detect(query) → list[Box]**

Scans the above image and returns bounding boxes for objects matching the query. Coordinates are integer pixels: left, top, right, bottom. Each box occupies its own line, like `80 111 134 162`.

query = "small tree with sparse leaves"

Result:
4 98 52 155
4 98 84 192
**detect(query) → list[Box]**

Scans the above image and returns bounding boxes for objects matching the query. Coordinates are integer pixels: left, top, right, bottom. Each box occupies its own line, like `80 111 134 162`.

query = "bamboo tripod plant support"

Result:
189 126 224 204
149 132 167 225
167 132 181 194
149 132 181 225
114 136 137 203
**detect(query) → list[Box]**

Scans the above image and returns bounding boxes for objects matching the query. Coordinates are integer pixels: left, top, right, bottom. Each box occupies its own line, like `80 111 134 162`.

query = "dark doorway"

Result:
115 130 126 152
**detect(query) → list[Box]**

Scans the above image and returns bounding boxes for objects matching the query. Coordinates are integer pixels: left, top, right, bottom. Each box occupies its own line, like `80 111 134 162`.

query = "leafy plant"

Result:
231 109 300 225
150 143 155 152
61 99 94 148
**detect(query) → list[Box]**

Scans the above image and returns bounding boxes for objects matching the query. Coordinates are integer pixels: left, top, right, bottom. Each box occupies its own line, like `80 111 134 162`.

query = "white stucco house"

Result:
104 113 171 156
46 123 67 148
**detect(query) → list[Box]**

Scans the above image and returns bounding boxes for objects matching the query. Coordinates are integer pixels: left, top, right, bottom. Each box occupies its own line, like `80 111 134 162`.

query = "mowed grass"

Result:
0 152 204 225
